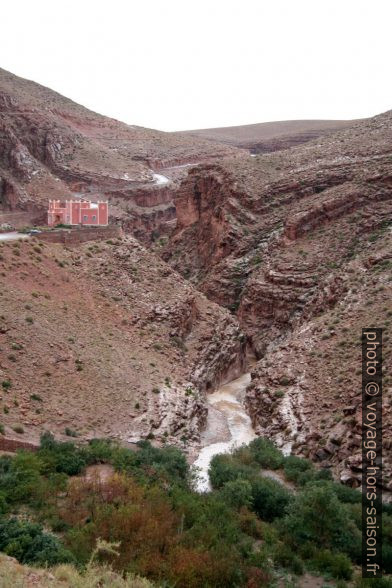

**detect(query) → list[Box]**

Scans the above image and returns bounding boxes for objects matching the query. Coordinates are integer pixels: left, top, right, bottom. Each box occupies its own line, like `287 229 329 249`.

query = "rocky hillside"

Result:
0 233 245 448
0 68 243 237
163 111 392 485
180 119 357 153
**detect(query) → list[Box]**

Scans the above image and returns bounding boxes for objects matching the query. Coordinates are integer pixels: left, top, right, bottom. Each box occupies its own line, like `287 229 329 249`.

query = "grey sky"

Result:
2 0 391 131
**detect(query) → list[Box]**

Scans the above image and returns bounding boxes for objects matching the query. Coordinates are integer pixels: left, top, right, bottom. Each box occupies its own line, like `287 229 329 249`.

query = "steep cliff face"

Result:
0 68 244 236
245 226 392 490
164 111 392 480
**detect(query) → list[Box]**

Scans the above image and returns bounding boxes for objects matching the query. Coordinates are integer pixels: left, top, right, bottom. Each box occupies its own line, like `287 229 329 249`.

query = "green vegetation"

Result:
0 434 390 586
0 518 74 566
30 393 42 402
12 425 24 434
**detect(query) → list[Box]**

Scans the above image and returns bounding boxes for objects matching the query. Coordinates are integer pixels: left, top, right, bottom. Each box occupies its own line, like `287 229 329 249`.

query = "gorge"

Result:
1 65 392 586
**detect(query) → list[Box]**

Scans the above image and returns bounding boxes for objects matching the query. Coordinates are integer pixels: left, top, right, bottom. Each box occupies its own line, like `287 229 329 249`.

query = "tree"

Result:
220 479 253 510
281 483 361 559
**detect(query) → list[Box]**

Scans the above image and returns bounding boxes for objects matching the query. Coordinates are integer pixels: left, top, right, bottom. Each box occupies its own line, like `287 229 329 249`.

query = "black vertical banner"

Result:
362 328 383 578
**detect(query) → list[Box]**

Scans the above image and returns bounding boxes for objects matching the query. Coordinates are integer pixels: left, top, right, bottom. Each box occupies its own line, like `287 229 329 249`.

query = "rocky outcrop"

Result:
165 110 392 479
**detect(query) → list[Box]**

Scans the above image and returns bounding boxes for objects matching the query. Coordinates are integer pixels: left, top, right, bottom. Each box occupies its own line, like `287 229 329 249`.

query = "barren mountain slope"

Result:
0 234 245 447
163 111 392 482
180 118 358 153
0 68 243 234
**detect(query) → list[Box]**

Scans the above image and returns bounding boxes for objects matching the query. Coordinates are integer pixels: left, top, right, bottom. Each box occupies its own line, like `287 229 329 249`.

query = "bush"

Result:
0 517 74 566
248 437 284 470
281 484 361 559
30 393 42 402
86 438 115 463
283 454 314 484
134 441 189 484
38 433 88 476
209 454 254 489
354 577 392 588
251 477 292 522
0 452 43 504
309 548 353 580
309 480 361 504
12 425 24 434
273 543 304 575
220 479 253 510
112 447 139 472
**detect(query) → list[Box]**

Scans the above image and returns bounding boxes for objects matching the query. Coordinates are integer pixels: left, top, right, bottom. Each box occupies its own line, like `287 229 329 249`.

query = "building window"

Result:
92 215 96 221
83 215 88 222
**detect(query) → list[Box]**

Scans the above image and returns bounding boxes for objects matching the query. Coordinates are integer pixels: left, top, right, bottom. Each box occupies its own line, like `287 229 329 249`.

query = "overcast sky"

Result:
1 0 391 131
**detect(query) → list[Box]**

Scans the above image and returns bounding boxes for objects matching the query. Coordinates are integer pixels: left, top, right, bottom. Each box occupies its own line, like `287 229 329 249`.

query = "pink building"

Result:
47 199 108 227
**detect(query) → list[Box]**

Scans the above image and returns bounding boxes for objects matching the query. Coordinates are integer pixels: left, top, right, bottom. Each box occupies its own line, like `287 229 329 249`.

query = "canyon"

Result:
164 111 392 490
1 68 391 496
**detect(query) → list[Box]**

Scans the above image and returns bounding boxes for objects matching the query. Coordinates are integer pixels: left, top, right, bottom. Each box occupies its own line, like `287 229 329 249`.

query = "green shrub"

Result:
309 480 361 504
38 433 88 476
134 440 189 484
12 425 24 434
354 577 392 588
273 543 304 575
112 447 138 472
220 479 253 510
86 438 115 463
0 452 43 504
309 548 353 580
209 454 255 489
250 476 292 522
0 517 74 566
283 454 314 484
281 484 361 559
30 393 42 402
248 437 284 470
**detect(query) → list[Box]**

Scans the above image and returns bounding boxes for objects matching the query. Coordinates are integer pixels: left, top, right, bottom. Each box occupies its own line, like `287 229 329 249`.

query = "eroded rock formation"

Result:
164 111 392 481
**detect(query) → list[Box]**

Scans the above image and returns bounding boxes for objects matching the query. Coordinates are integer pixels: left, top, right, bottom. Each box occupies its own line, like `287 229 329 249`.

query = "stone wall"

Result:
0 437 38 452
38 225 122 245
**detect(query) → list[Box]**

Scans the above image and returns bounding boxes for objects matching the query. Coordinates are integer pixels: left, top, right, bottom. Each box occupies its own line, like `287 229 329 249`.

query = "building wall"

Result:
48 200 109 226
98 202 108 225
